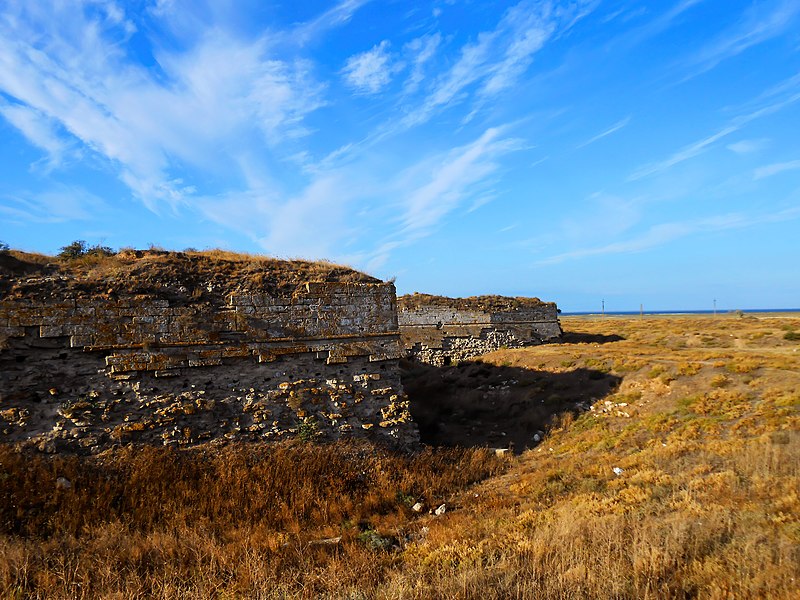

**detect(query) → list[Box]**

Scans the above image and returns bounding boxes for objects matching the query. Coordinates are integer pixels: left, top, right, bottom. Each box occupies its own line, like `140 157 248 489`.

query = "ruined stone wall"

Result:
0 282 417 453
398 295 562 366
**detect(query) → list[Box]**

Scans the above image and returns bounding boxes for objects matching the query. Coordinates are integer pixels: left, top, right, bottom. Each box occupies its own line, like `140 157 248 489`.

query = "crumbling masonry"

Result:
0 252 562 454
0 255 417 453
398 294 562 366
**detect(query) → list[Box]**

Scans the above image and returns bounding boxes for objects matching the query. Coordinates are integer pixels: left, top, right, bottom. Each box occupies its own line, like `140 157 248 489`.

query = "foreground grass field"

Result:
2 313 798 598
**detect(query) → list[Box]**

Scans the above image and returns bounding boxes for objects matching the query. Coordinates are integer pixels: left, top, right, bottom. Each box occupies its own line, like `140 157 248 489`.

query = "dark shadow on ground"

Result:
560 332 625 344
401 359 621 453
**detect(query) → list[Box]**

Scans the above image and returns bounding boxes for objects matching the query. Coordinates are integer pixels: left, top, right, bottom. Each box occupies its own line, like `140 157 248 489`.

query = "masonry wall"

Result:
0 282 418 453
398 296 562 366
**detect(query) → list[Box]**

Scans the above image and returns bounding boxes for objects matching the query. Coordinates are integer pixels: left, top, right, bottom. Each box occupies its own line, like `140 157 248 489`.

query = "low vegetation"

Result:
57 240 115 260
1 313 798 598
0 245 378 303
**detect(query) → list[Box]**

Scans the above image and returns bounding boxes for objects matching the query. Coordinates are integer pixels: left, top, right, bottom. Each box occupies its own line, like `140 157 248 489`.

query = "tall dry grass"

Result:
0 442 504 598
374 314 799 599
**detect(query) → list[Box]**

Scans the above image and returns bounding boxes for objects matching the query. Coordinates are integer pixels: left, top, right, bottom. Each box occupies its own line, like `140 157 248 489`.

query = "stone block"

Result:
154 369 180 378
39 325 65 337
71 306 96 317
187 357 223 367
70 335 94 348
0 326 25 338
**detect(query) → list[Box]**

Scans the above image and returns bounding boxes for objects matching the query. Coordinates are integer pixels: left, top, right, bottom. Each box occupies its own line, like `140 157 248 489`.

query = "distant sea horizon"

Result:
562 308 800 316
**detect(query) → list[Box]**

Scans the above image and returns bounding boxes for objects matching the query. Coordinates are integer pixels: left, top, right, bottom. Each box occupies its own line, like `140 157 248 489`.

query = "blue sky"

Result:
1 0 799 312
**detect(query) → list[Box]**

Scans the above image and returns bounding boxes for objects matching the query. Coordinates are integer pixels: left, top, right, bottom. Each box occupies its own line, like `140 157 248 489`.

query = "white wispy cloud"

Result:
0 186 107 224
683 0 800 78
344 127 523 269
629 77 800 180
754 159 800 180
0 1 527 264
0 2 325 211
539 207 800 265
479 2 559 98
0 102 74 169
611 0 707 49
398 0 597 129
559 193 642 244
294 0 373 45
403 33 440 93
726 139 768 154
577 116 631 148
629 125 739 180
398 127 520 234
341 40 399 95
191 124 523 264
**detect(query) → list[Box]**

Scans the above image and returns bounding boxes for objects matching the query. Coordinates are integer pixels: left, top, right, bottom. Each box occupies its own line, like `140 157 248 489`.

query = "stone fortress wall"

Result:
0 273 417 453
398 294 562 366
0 251 562 453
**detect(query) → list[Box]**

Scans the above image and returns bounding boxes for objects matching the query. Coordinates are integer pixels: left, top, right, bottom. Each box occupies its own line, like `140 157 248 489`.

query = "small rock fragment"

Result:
309 536 342 546
38 440 56 453
434 503 447 516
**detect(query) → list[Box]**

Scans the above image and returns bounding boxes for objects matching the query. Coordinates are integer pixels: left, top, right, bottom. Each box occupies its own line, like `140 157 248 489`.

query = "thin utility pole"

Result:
602 299 605 317
640 303 643 318
713 298 717 317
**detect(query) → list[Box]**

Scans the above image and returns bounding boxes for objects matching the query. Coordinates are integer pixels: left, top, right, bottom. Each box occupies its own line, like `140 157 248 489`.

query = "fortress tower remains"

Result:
398 293 562 366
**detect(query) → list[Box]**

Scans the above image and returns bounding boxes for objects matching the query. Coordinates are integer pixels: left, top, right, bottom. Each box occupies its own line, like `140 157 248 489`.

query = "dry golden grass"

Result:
1 313 799 598
382 314 799 599
0 442 505 598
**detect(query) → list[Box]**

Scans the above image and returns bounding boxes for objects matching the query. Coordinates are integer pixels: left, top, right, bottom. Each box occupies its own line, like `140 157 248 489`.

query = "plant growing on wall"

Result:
298 416 321 442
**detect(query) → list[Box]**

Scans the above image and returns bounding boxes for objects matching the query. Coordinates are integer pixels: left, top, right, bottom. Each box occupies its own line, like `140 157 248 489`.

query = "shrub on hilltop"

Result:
57 240 115 260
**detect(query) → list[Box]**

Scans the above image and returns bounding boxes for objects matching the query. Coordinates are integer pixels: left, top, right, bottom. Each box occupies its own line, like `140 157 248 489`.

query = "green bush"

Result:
297 416 321 442
784 331 800 341
58 240 115 260
58 240 88 259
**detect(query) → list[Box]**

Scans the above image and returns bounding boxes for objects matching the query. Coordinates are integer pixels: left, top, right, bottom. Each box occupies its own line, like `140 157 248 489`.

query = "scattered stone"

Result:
434 503 447 516
612 467 624 476
309 536 342 546
55 477 72 490
411 502 425 513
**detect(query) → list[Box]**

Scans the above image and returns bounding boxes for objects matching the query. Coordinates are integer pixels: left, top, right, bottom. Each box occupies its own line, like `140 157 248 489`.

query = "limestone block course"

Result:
398 293 562 366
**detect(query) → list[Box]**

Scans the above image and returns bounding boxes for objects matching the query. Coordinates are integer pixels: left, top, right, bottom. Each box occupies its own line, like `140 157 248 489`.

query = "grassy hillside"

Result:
0 247 379 304
1 313 798 598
